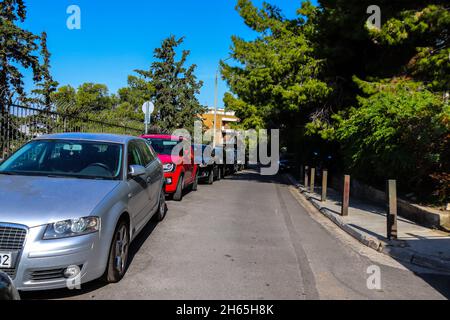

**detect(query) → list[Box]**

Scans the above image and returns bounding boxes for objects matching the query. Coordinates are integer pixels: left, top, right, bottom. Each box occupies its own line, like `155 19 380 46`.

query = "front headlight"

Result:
163 163 176 172
43 217 100 240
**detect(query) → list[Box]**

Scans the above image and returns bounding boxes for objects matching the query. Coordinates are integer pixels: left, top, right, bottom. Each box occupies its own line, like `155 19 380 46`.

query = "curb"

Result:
286 174 450 273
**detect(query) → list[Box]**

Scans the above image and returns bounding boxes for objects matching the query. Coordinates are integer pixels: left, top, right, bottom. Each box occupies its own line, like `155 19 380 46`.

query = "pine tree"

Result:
135 36 205 133
31 32 59 110
0 0 41 106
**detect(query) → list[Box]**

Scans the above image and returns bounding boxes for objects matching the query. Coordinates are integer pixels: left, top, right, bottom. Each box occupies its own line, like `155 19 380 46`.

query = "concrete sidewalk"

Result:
287 174 450 272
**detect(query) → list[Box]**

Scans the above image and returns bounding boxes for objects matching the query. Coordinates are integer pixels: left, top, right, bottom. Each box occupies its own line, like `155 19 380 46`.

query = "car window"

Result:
128 141 144 168
145 138 181 155
137 140 155 167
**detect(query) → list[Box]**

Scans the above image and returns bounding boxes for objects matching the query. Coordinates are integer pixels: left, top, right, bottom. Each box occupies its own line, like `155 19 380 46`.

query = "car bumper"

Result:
164 171 180 193
197 166 211 181
9 225 105 291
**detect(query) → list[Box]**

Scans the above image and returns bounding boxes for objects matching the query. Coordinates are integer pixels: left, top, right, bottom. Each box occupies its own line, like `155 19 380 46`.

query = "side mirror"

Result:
129 165 146 177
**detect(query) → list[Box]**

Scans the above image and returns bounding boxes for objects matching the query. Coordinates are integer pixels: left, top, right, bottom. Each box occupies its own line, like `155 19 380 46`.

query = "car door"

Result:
126 141 151 229
137 140 162 212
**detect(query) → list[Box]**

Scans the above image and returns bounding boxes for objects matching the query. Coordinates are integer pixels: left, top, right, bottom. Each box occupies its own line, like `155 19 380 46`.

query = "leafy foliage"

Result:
222 0 330 133
224 0 449 203
135 36 206 133
0 0 42 105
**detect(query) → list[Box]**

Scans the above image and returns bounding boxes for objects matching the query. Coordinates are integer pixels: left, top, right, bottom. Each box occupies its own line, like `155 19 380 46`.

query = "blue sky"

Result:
22 0 311 109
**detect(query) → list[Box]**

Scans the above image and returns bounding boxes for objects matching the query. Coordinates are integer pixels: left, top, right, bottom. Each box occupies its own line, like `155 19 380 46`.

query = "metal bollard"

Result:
310 168 315 193
341 175 350 216
321 170 328 202
304 166 309 188
387 180 398 240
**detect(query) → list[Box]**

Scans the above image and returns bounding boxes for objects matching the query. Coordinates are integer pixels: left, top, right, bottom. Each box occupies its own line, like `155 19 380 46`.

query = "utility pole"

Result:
213 70 218 148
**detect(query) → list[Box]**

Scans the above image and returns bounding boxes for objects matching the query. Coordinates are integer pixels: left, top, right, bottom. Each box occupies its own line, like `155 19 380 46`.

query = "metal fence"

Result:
0 104 143 159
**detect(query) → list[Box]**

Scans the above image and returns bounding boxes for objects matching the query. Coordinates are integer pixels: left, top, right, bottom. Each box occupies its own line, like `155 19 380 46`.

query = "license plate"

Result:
0 252 12 268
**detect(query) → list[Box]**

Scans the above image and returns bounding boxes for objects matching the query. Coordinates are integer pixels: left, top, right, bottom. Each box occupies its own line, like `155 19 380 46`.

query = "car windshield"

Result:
146 138 180 155
0 140 123 180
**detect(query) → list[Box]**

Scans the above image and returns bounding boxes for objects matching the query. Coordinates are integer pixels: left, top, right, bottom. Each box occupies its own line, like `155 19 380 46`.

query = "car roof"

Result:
34 133 142 144
142 134 184 140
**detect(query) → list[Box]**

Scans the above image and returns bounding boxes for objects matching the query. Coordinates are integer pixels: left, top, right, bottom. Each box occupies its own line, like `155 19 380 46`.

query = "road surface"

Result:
23 169 450 300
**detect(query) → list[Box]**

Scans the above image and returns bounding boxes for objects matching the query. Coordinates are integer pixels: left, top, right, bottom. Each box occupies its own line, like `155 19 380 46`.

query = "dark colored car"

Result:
214 147 226 179
194 144 221 184
279 153 296 173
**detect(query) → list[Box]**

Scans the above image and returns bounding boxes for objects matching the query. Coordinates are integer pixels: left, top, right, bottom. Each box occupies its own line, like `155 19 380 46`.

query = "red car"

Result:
142 134 198 201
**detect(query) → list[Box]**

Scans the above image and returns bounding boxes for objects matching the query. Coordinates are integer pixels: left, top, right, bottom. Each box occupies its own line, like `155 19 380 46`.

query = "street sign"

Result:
142 101 155 134
142 101 155 123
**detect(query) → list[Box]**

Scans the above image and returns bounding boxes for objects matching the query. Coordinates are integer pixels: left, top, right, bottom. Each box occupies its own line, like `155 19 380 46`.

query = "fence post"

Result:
321 170 328 202
341 175 350 216
310 168 315 192
0 100 4 160
387 180 398 240
304 166 309 188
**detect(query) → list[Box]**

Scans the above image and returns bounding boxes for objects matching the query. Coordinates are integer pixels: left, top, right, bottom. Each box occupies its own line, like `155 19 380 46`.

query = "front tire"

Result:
104 219 129 283
173 175 184 201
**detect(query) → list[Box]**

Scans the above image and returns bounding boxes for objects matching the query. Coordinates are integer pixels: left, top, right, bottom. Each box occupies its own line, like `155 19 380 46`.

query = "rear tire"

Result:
104 219 129 283
153 187 167 222
173 175 184 201
207 168 214 185
216 167 221 181
192 171 198 191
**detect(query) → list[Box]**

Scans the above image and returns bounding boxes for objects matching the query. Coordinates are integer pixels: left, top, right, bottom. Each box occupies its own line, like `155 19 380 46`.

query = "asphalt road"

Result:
23 169 450 300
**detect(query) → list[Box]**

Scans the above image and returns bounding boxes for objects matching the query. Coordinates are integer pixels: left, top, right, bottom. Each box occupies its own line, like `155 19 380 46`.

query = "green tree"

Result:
0 0 41 105
226 0 449 202
135 36 206 133
30 32 59 110
333 78 449 201
75 82 114 113
51 85 78 115
221 0 331 156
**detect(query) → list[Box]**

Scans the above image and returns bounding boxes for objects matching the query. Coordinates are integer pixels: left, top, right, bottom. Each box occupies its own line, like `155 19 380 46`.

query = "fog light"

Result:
63 265 81 279
166 178 172 185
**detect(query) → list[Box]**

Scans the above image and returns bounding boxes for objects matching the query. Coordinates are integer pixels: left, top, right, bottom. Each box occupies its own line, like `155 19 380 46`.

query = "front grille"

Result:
0 225 27 250
29 265 83 282
30 268 65 281
0 223 28 280
1 268 16 279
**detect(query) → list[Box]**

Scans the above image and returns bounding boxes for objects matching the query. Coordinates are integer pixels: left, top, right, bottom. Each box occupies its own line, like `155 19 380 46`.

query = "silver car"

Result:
0 133 166 291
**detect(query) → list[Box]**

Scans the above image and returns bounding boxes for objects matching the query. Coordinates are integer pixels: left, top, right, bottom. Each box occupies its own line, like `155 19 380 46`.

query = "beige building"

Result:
200 109 240 146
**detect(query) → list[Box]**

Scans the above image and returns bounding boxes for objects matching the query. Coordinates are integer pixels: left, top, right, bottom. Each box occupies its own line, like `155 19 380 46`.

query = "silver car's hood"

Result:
0 175 121 228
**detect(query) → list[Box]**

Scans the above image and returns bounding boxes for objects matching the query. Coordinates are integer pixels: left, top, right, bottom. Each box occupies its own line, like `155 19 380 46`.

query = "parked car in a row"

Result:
194 144 221 184
143 134 199 201
142 135 242 201
0 133 166 291
0 132 246 292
